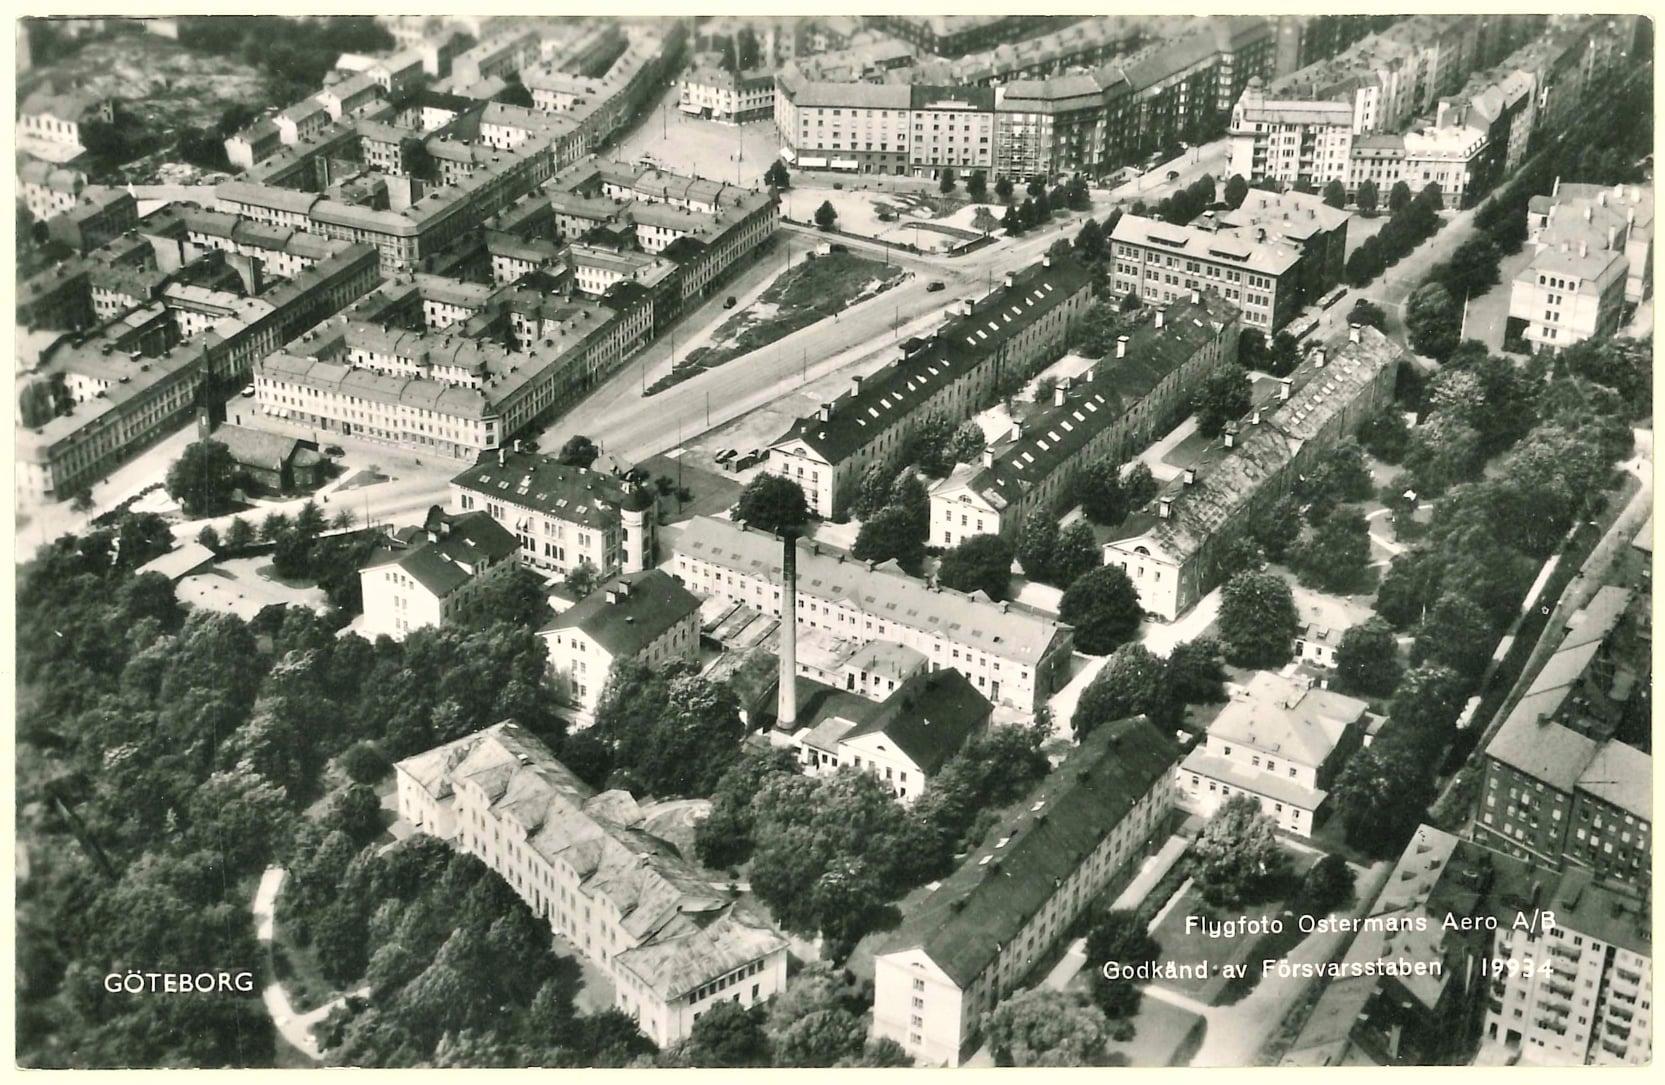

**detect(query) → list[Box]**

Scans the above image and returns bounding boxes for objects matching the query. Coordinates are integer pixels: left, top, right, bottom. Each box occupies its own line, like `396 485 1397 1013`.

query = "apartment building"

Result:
1529 182 1654 307
46 188 138 253
1475 586 1651 894
929 291 1239 549
448 29 541 88
1484 867 1651 1066
673 516 1075 714
18 160 86 221
1104 325 1402 619
541 569 701 726
450 447 657 580
874 15 1058 58
767 255 1090 519
774 80 915 175
871 715 1179 1065
1508 231 1628 353
359 507 518 640
1175 671 1375 835
394 722 790 1048
909 86 997 178
678 65 775 123
1109 212 1302 332
1229 78 1356 190
18 88 112 159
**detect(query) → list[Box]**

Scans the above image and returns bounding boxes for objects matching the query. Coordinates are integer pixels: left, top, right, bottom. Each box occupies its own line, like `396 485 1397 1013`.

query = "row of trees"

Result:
1344 182 1445 288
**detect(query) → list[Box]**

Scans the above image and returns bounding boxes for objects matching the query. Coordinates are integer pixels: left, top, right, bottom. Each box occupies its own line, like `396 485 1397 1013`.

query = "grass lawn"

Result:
672 252 907 374
1112 995 1208 1067
1147 847 1317 1006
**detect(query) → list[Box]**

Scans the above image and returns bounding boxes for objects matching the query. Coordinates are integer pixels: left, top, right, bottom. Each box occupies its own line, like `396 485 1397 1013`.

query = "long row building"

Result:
766 255 1091 520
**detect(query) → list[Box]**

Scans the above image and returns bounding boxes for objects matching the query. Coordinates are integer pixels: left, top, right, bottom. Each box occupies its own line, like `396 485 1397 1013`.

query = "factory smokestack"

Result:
778 532 798 730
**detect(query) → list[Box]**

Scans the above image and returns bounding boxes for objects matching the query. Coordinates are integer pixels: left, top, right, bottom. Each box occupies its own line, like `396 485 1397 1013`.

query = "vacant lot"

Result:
654 252 906 388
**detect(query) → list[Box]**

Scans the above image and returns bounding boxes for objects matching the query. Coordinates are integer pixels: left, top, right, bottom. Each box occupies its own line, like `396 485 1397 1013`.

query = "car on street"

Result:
724 295 738 308
926 280 946 292
325 445 345 457
1166 169 1180 181
714 448 737 465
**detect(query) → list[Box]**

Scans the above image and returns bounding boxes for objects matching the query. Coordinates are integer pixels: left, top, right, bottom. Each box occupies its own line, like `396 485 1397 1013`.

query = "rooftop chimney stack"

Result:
1279 379 1292 401
818 402 831 421
497 448 505 466
1183 467 1196 485
777 534 798 730
1580 239 1588 258
852 374 864 398
982 446 995 468
1004 272 1016 289
1349 325 1361 343
1055 381 1067 406
1042 254 1052 268
1158 497 1172 518
1191 289 1201 304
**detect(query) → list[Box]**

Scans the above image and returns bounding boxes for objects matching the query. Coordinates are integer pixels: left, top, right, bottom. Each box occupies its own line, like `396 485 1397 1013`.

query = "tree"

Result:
1388 180 1412 213
1217 571 1297 668
224 517 256 551
1001 205 1023 235
1051 521 1100 588
1071 299 1131 358
1388 663 1465 754
764 160 790 189
1322 178 1347 209
1085 909 1158 1018
1165 635 1226 707
339 741 389 785
1331 732 1433 858
681 1001 770 1067
1296 507 1370 592
902 412 957 478
1072 456 1128 526
995 176 1014 202
19 378 65 428
1298 854 1356 915
1224 173 1249 209
1121 462 1157 509
449 563 549 631
765 963 865 1067
1264 330 1301 377
966 169 988 202
1192 366 1251 437
556 435 599 468
1058 566 1143 654
736 473 809 534
938 167 957 195
1360 410 1409 463
1356 178 1379 215
197 525 222 551
166 439 243 517
1346 238 1384 287
852 506 923 571
1348 299 1386 331
982 987 1113 1067
1412 592 1496 682
947 421 985 467
565 559 601 600
852 461 896 519
1404 413 1484 495
938 534 1013 601
1074 217 1105 262
1016 509 1059 583
326 783 386 846
1335 618 1401 698
1405 281 1460 361
593 663 747 797
839 1038 914 1067
693 747 797 870
1073 643 1165 738
1190 794 1291 907
814 200 837 230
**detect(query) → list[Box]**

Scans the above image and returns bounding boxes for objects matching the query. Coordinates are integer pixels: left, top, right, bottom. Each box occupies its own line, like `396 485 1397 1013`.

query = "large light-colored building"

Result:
18 88 112 159
1508 232 1627 353
673 516 1075 714
928 292 1240 549
1528 182 1653 307
394 721 790 1048
1175 671 1374 835
1104 324 1401 620
359 507 518 640
1229 78 1356 190
540 569 702 726
450 448 657 580
767 256 1091 519
678 65 775 122
871 715 1178 1065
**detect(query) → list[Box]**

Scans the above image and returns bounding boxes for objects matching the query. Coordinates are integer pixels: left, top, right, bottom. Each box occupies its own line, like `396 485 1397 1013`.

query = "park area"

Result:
782 184 1001 252
649 251 907 392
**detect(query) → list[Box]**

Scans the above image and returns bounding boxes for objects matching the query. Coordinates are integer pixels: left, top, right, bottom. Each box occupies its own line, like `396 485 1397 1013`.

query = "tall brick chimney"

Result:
777 532 798 730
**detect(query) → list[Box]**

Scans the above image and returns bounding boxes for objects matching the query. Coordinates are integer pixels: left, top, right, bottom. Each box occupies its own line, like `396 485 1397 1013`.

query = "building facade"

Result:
540 569 702 726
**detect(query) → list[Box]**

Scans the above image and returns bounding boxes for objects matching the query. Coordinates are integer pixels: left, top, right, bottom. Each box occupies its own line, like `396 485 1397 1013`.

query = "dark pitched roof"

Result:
772 257 1091 464
206 424 312 473
450 448 648 528
878 715 1179 986
367 508 517 597
843 669 990 775
544 569 700 657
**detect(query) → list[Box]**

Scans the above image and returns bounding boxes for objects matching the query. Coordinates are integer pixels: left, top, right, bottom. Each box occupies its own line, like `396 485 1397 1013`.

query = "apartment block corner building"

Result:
394 721 789 1048
1104 323 1401 620
870 715 1179 1065
766 255 1091 520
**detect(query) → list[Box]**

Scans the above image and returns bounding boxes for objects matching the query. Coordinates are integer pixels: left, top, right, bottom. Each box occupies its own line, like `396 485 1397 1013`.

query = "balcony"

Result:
1537 998 1571 1018
1615 968 1642 985
1610 988 1638 1006
1608 1005 1634 1023
1545 979 1576 1000
1601 1040 1628 1059
1547 943 1581 961
1535 1018 1568 1036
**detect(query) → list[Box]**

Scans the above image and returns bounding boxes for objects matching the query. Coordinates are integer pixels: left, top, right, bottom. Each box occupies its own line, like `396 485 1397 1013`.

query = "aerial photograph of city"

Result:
11 9 1654 1070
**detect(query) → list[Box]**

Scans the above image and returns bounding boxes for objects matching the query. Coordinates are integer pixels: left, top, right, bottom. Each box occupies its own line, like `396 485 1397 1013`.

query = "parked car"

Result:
829 242 849 253
724 295 738 308
735 447 764 469
714 448 737 465
1166 169 1180 181
324 445 345 457
926 280 946 292
240 385 255 397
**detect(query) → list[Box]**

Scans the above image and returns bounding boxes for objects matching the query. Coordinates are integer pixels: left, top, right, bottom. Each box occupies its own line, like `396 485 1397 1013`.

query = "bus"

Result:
1318 285 1349 310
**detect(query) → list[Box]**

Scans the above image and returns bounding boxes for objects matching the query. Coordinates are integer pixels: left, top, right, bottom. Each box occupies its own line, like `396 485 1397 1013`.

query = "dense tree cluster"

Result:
584 661 747 798
937 534 1014 601
1216 571 1298 669
1189 795 1291 907
1150 174 1218 227
1058 566 1144 654
735 473 809 535
853 471 929 571
1071 636 1226 737
983 987 1116 1067
177 16 394 104
1344 183 1445 288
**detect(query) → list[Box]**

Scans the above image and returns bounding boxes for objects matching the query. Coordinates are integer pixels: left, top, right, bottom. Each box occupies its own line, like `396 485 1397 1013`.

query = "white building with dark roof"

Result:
871 715 1178 1065
359 506 518 640
540 569 702 726
393 721 789 1047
